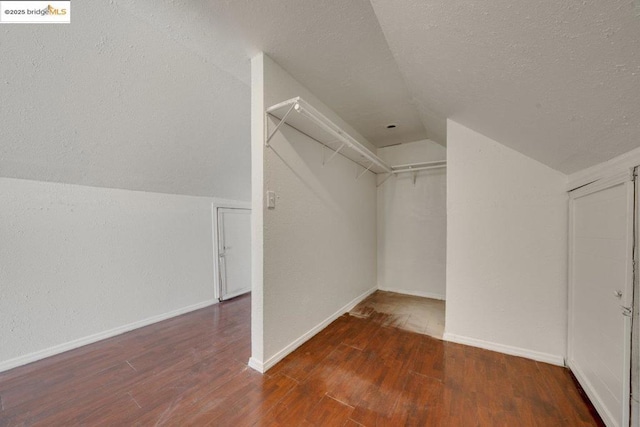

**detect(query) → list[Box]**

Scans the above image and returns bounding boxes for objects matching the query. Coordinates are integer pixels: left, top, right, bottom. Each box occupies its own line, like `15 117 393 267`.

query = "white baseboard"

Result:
248 357 264 373
377 287 445 301
251 286 377 373
568 358 617 427
443 332 565 366
0 299 218 374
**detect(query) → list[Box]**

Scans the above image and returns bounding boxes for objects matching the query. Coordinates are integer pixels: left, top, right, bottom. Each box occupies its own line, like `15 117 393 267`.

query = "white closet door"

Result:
569 172 634 427
217 208 251 301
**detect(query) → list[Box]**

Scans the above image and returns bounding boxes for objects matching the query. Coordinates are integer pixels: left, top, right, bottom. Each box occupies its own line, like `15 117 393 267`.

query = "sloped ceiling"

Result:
204 0 428 147
0 0 250 198
3 0 639 195
0 0 426 197
370 0 640 174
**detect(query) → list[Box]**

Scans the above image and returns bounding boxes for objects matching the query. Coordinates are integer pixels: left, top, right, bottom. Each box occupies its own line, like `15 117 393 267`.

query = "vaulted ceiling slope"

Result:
0 0 250 198
0 0 426 197
206 0 428 147
370 0 640 174
5 0 638 195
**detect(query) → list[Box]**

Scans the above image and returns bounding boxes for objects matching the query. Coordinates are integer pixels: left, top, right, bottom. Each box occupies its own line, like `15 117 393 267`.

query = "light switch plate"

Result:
267 191 276 209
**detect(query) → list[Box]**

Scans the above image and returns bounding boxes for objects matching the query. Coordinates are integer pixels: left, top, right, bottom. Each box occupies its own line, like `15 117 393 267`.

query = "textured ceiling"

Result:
0 0 250 198
80 0 430 148
0 0 425 197
4 0 640 195
205 0 428 147
370 0 640 174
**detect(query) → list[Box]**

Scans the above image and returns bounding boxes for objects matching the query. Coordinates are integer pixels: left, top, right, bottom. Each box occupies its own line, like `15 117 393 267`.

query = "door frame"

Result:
567 168 635 427
632 169 639 427
211 201 251 301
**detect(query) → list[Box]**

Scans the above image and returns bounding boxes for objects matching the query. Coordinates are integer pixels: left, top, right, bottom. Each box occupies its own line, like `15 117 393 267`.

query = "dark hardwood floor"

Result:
0 293 603 426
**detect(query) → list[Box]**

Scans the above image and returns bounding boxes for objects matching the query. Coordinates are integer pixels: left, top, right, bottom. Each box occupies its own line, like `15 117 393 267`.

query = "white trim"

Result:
0 299 217 374
568 358 619 427
248 286 377 373
211 206 220 301
211 201 251 301
632 170 640 427
443 333 565 366
214 206 252 301
624 179 635 427
567 145 640 191
377 287 445 301
569 169 633 199
211 198 251 210
248 357 264 373
567 194 576 364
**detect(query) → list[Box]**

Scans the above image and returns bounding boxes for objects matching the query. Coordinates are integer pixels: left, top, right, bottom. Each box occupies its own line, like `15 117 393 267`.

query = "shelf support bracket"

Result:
356 162 374 180
266 102 297 147
413 171 418 186
324 142 346 166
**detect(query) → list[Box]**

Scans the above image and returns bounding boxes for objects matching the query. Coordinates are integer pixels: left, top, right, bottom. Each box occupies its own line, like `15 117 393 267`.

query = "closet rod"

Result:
393 164 446 174
265 97 392 174
391 160 446 174
391 160 445 169
293 104 392 174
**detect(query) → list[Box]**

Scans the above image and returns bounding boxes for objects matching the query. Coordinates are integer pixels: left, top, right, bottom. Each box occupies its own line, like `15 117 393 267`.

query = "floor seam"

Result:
325 393 355 409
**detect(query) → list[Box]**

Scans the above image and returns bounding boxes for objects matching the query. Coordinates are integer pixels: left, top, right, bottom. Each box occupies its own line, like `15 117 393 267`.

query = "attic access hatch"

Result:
265 97 392 175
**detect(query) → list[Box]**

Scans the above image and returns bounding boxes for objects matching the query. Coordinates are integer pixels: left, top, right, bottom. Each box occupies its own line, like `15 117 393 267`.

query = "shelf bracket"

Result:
413 171 418 186
264 97 393 174
266 102 297 147
324 142 346 167
356 161 374 180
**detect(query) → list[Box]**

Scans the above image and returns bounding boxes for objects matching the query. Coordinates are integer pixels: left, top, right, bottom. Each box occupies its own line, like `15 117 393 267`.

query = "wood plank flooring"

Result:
350 290 446 339
0 293 603 426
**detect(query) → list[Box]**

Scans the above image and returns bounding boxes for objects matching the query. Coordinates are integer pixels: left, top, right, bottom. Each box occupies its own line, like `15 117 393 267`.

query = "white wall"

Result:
377 140 447 299
250 54 377 371
250 54 266 367
0 177 236 372
445 120 568 365
0 0 250 199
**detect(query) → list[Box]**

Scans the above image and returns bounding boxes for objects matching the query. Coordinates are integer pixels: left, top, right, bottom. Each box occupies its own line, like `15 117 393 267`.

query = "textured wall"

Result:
254 55 377 367
445 120 568 364
0 177 221 370
377 140 447 299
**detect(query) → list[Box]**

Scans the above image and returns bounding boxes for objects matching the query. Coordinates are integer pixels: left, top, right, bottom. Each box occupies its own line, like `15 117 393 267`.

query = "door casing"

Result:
211 201 251 301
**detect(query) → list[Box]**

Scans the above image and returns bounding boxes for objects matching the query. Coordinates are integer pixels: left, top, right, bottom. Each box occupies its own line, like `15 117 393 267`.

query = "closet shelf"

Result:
391 160 446 174
265 97 393 174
